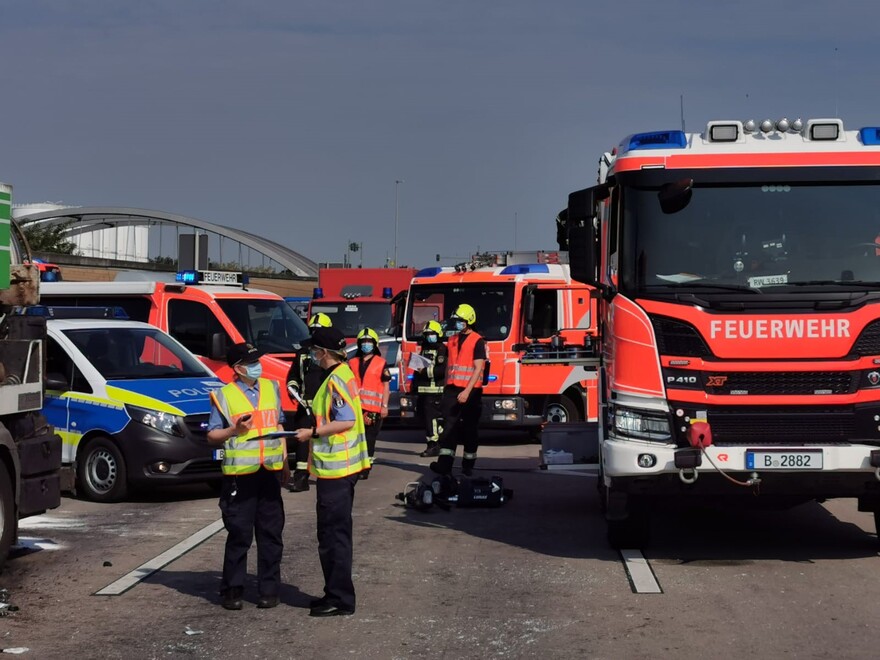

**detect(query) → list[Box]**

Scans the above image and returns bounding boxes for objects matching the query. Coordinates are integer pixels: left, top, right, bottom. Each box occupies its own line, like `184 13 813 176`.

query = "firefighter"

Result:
412 320 447 457
349 327 391 479
293 326 370 616
207 343 287 610
284 312 332 492
430 303 486 477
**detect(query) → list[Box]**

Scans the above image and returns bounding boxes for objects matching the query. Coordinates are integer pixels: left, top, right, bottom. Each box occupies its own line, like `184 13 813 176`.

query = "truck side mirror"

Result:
523 285 536 337
566 185 608 287
658 178 693 214
209 333 228 361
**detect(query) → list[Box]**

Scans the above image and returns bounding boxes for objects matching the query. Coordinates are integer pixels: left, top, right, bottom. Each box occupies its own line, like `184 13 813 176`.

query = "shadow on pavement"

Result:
146 569 316 608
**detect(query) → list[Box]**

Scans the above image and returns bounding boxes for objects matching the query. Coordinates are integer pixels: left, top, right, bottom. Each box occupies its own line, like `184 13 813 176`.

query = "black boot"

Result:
221 587 243 610
287 470 310 492
420 443 440 458
430 454 453 475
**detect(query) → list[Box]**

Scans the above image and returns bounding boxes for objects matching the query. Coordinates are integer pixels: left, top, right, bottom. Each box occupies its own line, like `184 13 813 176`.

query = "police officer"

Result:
284 313 333 492
412 320 447 457
207 343 287 610
349 327 391 478
293 326 370 617
430 304 486 477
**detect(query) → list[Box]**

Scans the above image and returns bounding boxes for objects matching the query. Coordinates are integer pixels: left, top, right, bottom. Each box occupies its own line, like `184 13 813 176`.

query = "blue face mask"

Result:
309 350 321 364
426 334 438 344
455 320 467 332
243 362 262 379
360 342 374 353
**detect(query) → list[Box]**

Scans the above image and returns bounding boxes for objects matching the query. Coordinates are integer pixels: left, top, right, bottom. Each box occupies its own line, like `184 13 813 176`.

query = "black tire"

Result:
76 436 128 502
0 466 15 571
544 394 581 424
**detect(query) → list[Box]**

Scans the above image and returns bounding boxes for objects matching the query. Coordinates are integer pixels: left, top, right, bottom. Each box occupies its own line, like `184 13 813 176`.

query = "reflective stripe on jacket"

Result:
414 346 446 394
350 355 387 413
447 331 484 389
212 379 283 475
310 363 370 478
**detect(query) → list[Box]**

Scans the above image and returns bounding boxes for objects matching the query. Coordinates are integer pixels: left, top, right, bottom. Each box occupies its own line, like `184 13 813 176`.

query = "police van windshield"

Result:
404 284 515 341
217 298 310 353
310 302 392 338
65 327 212 380
620 178 880 296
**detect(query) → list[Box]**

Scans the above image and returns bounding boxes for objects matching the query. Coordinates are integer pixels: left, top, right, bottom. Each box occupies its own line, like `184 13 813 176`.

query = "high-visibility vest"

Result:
310 363 370 478
350 355 387 413
211 379 283 475
447 331 484 389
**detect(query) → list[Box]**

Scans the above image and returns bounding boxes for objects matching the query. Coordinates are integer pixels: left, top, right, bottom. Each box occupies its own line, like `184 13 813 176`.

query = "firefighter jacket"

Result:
447 331 485 389
310 363 370 478
211 379 284 475
350 354 389 413
412 341 447 395
286 349 326 406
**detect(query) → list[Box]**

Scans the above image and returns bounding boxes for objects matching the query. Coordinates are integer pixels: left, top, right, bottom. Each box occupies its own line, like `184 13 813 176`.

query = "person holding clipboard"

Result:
207 342 289 611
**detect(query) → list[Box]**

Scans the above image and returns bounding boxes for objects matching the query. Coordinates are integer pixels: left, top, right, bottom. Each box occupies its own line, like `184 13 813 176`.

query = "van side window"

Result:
38 295 151 322
530 289 559 339
168 299 230 357
46 337 92 393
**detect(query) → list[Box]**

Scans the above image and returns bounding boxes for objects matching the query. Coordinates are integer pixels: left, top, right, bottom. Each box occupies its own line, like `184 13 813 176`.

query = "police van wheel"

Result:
544 395 580 424
77 436 128 502
0 466 15 570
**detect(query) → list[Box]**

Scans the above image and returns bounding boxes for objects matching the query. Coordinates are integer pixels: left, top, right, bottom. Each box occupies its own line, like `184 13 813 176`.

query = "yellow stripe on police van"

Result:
105 386 185 415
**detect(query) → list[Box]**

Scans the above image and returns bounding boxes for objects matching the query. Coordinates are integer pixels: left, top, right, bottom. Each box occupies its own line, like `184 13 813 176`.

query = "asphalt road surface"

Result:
2 428 878 659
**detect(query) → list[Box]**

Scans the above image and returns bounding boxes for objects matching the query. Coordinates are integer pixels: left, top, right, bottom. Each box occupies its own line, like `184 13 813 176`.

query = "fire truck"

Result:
398 251 599 429
561 117 880 548
309 267 417 341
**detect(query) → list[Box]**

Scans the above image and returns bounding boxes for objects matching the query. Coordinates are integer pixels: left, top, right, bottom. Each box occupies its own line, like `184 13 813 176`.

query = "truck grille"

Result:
707 406 854 443
705 371 856 395
852 321 880 355
650 316 713 358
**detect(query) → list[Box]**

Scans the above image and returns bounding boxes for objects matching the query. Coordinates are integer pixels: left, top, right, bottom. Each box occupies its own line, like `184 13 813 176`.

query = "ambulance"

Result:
398 252 599 430
39 270 309 418
562 117 880 547
42 310 225 501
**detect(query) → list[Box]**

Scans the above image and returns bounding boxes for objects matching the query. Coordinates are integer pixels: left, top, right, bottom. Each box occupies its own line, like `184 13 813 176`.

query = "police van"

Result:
42 310 225 501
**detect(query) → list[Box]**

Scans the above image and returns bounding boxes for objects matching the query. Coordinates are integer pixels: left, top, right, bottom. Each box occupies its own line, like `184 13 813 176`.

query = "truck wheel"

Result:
544 394 580 424
0 467 14 570
77 437 128 503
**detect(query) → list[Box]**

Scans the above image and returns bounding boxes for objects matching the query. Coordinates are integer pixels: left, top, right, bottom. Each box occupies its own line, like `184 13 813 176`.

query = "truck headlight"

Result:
125 404 184 437
494 399 517 410
612 406 672 442
399 397 414 409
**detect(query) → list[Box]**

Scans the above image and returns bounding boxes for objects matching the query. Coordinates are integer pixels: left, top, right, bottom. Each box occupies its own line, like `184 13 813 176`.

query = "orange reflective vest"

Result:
447 331 483 389
350 355 387 413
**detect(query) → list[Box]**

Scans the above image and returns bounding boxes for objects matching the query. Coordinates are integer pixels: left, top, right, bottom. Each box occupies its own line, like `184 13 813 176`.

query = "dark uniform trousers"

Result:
219 467 284 596
418 393 444 443
435 384 482 473
364 412 383 461
316 473 360 611
285 409 313 467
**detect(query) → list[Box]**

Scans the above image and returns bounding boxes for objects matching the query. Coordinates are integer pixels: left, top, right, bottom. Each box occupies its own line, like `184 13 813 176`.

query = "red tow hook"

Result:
687 420 713 449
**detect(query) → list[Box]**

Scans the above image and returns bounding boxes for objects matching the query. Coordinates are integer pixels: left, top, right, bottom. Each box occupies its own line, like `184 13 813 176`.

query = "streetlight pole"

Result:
394 179 403 267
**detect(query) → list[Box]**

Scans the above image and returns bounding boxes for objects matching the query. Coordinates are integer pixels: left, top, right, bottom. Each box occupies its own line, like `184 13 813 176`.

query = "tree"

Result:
21 221 77 255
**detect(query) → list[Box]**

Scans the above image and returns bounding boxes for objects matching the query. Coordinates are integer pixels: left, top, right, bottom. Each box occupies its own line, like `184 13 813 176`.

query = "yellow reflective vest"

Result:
211 379 284 475
310 363 369 479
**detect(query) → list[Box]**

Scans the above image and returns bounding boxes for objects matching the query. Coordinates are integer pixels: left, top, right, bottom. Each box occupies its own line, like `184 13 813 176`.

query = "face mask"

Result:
309 350 322 364
242 362 262 379
360 342 374 353
455 320 467 332
426 334 438 344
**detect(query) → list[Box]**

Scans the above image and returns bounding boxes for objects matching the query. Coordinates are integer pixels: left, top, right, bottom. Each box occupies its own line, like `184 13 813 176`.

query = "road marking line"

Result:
94 519 224 596
620 549 663 594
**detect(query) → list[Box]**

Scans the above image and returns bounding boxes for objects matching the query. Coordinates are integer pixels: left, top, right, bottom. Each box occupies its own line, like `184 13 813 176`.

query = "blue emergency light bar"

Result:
22 305 129 319
860 127 880 145
175 270 248 286
499 264 550 275
415 267 443 277
627 130 687 151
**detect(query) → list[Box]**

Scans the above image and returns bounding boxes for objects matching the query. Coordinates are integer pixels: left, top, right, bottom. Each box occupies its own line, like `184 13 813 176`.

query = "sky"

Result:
2 0 878 271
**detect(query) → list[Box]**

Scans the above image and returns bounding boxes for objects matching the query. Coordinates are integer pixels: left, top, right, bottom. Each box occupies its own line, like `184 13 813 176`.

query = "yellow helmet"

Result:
357 327 380 343
423 320 443 335
308 313 332 328
451 303 476 326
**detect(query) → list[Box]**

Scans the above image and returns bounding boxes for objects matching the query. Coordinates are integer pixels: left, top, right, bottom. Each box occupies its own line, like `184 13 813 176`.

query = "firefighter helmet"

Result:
451 303 476 326
308 313 332 328
357 327 380 343
423 320 443 336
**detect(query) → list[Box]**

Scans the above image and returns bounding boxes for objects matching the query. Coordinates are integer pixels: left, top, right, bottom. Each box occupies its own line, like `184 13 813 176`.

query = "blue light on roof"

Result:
176 270 198 284
499 264 550 275
382 287 393 299
313 287 324 299
860 127 880 145
628 130 687 151
416 267 443 277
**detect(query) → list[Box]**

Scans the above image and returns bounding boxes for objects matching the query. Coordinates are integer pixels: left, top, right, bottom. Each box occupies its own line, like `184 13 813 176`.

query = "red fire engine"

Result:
562 117 880 548
398 251 599 429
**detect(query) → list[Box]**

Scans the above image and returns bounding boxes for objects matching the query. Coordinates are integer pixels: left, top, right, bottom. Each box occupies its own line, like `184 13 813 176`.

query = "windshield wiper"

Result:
645 282 762 294
783 280 880 288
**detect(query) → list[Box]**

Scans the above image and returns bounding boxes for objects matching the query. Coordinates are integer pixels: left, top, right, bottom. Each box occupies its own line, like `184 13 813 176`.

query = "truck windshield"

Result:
217 298 310 353
310 302 392 338
404 283 515 341
620 179 880 295
66 327 212 380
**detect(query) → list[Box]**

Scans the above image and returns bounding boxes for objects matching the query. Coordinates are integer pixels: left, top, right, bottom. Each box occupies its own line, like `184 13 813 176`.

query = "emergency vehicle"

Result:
38 270 309 417
309 267 417 341
562 117 880 547
42 310 225 501
398 252 598 429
